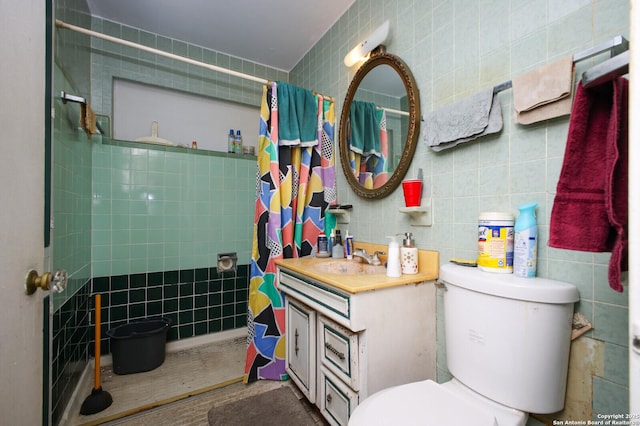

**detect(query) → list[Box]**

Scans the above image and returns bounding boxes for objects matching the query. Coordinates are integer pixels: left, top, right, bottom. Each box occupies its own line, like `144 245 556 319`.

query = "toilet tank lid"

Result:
439 263 579 304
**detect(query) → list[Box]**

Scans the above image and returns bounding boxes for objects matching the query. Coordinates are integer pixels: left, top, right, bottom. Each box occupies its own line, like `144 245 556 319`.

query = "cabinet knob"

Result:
326 393 332 404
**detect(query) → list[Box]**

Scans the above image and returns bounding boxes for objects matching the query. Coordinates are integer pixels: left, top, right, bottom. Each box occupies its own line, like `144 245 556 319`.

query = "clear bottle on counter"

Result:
332 229 344 259
228 129 235 153
234 130 243 154
329 230 336 257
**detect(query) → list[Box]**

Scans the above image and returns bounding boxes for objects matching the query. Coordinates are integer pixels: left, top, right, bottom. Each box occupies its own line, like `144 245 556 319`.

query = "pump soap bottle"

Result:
386 236 402 277
400 232 419 274
514 202 538 278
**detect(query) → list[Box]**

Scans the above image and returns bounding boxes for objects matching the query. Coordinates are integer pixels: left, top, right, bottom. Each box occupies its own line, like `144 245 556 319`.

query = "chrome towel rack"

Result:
493 35 629 93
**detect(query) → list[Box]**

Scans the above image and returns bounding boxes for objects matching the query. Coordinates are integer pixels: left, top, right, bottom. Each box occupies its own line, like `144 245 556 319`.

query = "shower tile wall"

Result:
290 0 630 421
51 0 94 418
91 142 256 276
91 264 249 349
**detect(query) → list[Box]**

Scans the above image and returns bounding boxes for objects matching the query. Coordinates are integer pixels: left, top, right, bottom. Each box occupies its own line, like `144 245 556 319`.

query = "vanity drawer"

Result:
279 271 351 320
319 315 359 391
320 366 358 426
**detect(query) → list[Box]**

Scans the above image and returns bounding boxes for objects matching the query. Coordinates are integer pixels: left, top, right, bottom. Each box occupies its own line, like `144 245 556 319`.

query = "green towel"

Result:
349 100 381 156
277 81 318 146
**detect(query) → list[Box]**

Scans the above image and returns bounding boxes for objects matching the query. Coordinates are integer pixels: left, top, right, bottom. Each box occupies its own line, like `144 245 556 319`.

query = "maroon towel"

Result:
549 78 628 292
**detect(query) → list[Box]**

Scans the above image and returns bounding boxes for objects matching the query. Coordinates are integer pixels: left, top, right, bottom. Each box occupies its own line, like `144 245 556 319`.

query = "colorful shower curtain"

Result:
244 81 336 382
348 101 388 189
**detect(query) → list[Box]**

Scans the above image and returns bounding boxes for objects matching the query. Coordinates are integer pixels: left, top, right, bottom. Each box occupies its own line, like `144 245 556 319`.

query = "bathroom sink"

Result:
311 260 386 275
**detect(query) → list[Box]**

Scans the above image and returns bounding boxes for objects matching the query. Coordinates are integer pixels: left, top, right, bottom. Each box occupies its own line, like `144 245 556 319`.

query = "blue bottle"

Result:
514 202 538 278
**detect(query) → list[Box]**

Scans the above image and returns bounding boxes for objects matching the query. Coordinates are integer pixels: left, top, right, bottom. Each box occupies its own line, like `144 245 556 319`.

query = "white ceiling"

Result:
86 0 355 72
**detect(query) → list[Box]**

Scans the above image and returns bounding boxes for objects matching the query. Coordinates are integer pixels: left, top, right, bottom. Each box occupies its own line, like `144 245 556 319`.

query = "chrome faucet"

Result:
352 248 384 266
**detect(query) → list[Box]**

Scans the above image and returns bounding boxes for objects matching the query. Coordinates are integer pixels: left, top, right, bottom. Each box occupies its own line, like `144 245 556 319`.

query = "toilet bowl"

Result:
348 378 526 426
348 263 579 426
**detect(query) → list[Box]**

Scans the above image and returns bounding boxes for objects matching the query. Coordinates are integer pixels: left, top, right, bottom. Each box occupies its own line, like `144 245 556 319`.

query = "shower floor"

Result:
67 333 247 425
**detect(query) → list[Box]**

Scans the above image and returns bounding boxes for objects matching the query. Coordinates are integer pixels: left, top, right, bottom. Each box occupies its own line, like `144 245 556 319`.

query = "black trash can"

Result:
107 318 172 375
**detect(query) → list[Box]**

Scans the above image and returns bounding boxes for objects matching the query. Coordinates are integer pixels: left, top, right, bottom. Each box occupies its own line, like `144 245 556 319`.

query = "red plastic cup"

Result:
402 180 422 207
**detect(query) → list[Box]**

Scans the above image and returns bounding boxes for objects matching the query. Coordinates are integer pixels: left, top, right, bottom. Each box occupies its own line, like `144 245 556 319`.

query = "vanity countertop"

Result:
275 243 439 294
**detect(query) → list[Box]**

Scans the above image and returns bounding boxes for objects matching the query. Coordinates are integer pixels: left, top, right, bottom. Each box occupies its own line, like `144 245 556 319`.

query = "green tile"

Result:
603 342 629 387
593 302 628 346
593 376 629 419
163 299 178 313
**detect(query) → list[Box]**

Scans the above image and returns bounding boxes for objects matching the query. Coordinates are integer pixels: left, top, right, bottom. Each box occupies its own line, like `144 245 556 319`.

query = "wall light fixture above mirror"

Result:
343 21 390 67
339 51 420 199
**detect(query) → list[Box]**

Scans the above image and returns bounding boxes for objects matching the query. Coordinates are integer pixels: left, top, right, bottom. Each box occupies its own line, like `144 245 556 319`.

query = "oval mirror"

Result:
339 52 420 199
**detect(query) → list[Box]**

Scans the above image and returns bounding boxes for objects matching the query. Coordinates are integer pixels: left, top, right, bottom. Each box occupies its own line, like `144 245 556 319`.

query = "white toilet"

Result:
349 263 579 426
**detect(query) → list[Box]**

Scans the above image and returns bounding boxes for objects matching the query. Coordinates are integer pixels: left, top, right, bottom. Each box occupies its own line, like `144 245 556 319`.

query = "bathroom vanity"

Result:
276 247 438 426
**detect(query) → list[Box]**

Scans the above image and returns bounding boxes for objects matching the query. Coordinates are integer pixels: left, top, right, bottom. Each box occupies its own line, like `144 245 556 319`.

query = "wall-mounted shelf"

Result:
399 199 432 226
327 208 351 224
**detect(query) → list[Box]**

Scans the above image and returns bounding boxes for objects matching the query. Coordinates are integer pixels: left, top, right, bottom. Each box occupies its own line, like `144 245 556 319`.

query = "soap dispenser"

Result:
400 232 419 274
386 236 402 277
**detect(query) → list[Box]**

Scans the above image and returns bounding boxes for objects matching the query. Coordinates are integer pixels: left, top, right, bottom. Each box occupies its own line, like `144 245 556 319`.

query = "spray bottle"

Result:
514 202 538 278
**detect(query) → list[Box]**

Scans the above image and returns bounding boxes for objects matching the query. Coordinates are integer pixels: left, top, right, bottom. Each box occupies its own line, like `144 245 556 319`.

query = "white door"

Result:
0 1 47 425
630 0 640 415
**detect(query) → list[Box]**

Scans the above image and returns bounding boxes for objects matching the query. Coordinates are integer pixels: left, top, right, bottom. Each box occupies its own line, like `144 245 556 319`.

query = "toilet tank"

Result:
439 263 579 414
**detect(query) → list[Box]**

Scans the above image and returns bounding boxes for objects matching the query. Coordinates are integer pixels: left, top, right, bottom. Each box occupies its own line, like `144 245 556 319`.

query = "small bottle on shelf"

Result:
228 129 235 153
234 130 243 154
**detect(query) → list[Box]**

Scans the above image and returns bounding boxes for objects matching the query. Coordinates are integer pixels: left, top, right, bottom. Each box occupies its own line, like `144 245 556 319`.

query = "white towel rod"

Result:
55 19 269 85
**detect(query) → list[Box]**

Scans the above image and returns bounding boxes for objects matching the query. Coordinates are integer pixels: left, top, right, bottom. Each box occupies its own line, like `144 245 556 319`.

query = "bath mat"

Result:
207 386 315 426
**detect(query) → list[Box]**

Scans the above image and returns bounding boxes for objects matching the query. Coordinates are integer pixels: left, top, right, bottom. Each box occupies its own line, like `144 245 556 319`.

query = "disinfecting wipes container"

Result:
478 212 514 273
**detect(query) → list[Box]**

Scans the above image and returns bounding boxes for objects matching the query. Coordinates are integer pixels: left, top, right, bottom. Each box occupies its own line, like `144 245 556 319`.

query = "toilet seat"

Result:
348 380 498 426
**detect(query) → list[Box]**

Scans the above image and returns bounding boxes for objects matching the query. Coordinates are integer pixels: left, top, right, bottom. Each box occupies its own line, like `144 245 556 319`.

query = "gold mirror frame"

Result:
338 52 420 199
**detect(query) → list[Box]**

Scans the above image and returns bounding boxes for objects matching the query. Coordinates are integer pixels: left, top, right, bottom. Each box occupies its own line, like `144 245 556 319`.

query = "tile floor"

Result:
104 379 327 425
65 335 327 425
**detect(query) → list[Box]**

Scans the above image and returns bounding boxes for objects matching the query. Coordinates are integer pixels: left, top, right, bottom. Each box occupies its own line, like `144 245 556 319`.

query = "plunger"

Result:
80 294 113 415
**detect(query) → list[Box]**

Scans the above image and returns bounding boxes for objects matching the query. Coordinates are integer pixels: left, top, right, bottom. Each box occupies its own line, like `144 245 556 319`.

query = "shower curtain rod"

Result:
55 18 335 102
377 105 409 116
55 19 268 84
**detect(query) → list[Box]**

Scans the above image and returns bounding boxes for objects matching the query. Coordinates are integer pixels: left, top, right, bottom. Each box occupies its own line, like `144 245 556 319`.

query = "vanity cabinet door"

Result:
286 299 316 403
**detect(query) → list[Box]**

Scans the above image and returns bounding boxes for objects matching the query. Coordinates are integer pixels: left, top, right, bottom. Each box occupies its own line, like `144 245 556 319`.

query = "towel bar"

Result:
60 91 104 135
493 35 629 94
